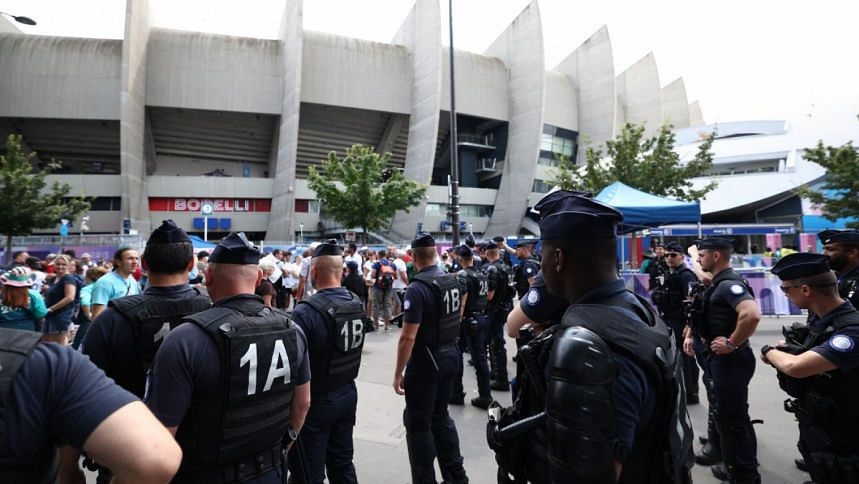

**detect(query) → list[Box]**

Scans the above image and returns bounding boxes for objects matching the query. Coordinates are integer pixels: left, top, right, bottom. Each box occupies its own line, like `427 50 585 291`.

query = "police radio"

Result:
683 282 706 334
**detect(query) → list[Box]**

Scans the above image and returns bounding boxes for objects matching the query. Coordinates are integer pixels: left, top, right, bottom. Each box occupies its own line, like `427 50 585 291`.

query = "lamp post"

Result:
0 11 37 25
299 223 304 245
447 0 461 246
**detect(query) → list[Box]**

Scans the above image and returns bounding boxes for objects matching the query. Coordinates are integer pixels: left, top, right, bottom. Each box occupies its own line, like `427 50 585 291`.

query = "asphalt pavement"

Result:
353 316 812 483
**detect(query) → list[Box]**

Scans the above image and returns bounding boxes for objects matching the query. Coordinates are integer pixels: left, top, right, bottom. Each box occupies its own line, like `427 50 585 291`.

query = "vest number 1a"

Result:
443 288 460 314
239 340 291 396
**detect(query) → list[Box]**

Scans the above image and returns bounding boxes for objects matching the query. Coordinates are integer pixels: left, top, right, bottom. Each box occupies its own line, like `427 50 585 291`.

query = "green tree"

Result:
0 134 91 263
549 122 718 201
800 120 859 228
307 144 426 244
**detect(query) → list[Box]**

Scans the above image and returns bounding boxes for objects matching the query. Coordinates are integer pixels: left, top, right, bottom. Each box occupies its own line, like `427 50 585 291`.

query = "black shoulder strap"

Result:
300 293 336 325
0 329 42 453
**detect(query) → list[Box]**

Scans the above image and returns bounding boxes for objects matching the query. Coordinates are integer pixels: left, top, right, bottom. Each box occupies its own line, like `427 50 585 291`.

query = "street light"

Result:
299 223 304 245
0 11 37 25
447 0 461 246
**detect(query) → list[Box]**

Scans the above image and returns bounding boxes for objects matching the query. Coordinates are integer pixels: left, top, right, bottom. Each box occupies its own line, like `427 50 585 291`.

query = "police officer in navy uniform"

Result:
147 232 311 483
536 190 693 483
819 229 859 308
512 240 540 300
693 237 761 483
394 233 469 484
287 241 366 484
651 241 700 403
0 328 182 483
450 244 493 409
482 239 514 391
763 253 859 483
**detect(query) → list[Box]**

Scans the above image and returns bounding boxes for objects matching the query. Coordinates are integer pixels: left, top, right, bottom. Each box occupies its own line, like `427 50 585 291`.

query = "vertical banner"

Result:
799 233 819 253
765 234 782 253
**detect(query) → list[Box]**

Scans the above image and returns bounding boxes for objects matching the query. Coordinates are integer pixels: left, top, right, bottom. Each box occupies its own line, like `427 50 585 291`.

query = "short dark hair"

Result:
143 242 194 275
544 237 617 273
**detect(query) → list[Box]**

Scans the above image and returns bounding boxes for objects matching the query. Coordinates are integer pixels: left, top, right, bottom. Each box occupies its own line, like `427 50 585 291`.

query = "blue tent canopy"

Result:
595 182 701 232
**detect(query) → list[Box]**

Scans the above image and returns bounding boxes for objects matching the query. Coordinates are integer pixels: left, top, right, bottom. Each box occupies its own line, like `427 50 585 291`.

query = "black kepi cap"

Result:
455 245 472 258
771 253 831 280
209 232 261 264
695 238 734 250
492 236 505 243
313 242 342 257
412 232 436 248
819 230 859 246
479 239 499 251
147 219 191 245
538 191 622 240
665 241 687 255
533 189 592 219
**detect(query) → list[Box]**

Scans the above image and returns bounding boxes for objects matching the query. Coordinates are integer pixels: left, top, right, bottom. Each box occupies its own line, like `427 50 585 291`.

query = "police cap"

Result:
455 245 473 258
818 229 859 247
538 192 622 240
695 237 734 251
412 232 436 248
665 241 687 256
492 236 505 243
209 232 261 264
313 242 342 257
147 219 191 245
533 189 592 219
464 235 476 247
515 240 532 248
479 239 499 251
770 253 832 281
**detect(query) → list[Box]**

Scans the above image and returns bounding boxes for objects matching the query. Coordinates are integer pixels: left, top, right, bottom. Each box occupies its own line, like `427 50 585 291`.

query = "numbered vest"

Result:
0 329 58 484
109 291 212 371
412 272 462 346
300 291 366 394
177 305 299 467
461 267 488 315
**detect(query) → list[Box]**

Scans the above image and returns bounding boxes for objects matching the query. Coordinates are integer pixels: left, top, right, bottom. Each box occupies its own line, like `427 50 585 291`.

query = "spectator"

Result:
343 260 368 304
0 267 47 331
371 249 396 331
89 248 141 320
72 265 109 350
41 255 80 346
256 261 278 307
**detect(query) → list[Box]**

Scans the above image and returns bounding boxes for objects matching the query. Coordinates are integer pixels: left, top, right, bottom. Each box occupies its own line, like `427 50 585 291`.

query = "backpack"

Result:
377 260 395 289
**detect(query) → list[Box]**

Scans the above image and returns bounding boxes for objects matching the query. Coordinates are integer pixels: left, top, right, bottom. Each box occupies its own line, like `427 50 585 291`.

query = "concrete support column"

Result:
616 53 663 136
389 0 442 241
661 77 691 128
483 0 544 236
120 0 152 235
553 26 617 164
267 0 304 240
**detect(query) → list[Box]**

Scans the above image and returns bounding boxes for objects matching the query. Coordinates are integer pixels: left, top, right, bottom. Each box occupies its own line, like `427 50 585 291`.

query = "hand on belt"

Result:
709 336 748 355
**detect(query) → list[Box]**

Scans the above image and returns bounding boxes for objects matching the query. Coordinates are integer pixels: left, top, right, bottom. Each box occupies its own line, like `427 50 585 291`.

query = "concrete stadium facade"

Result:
0 0 701 242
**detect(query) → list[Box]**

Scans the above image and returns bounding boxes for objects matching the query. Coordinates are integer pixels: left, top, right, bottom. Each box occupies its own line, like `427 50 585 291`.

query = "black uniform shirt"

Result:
146 294 310 428
293 287 356 353
520 271 568 325
403 266 443 328
810 301 859 371
82 284 204 398
5 344 137 459
837 265 859 308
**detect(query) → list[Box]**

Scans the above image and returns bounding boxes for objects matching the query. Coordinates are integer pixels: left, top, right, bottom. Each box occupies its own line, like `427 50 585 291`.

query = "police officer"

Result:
512 240 540 300
693 237 761 483
287 241 366 484
393 233 469 484
450 244 492 409
0 328 182 483
763 253 859 483
819 229 859 308
83 220 212 398
651 241 700 403
483 239 514 391
147 232 311 483
537 191 693 482
493 235 514 267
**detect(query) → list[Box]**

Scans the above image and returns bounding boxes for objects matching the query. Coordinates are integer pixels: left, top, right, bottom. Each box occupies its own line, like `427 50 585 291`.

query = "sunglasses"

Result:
779 284 802 293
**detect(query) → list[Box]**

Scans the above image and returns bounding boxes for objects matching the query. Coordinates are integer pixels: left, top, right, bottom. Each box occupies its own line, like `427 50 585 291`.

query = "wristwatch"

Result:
725 338 736 350
761 345 775 356
286 424 298 442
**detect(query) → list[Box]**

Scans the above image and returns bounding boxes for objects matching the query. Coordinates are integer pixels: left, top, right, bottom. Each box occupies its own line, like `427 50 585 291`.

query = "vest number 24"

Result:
239 341 291 396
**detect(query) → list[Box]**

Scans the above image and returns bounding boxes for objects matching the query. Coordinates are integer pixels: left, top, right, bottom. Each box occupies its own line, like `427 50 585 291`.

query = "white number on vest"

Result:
239 340 292 396
443 288 461 315
478 279 489 297
153 322 171 343
340 318 365 350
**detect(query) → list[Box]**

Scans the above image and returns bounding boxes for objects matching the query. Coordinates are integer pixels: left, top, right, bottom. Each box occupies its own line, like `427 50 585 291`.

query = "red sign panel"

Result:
149 198 272 212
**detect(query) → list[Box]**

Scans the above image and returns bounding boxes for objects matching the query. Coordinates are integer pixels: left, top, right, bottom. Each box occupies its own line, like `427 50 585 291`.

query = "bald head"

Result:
311 255 344 289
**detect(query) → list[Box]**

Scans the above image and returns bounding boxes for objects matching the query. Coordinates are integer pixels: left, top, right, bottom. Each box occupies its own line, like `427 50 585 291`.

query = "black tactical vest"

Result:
412 272 462 346
514 256 539 298
486 259 513 304
838 265 859 308
460 267 488 316
0 329 57 483
109 291 212 371
658 267 694 323
176 304 299 476
299 291 366 394
557 295 694 484
783 309 859 425
701 269 753 341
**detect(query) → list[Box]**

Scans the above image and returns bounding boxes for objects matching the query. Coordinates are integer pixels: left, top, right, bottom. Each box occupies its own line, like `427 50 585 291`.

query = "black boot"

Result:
489 341 509 391
695 442 723 466
470 395 493 409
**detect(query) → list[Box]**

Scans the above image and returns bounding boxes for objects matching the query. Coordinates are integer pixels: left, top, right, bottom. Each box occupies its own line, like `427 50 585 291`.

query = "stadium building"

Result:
1 0 705 242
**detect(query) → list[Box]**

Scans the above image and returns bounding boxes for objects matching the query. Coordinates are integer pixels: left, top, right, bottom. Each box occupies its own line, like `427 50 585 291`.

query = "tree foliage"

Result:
307 144 426 243
0 134 91 261
800 119 859 228
549 122 718 201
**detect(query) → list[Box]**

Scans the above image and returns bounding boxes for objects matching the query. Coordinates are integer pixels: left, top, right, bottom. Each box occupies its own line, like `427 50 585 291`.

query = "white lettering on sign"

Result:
171 199 254 212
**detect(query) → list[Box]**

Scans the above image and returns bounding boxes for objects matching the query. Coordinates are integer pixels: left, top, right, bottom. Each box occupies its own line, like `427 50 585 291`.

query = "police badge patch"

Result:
829 335 855 352
526 289 540 306
403 299 411 311
730 284 745 295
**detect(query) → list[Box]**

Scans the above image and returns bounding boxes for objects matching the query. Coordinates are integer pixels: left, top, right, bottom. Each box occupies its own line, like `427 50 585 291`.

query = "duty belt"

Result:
221 444 282 482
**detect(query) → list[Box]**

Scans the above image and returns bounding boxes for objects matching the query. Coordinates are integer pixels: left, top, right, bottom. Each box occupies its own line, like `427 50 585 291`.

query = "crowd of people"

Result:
2 190 859 484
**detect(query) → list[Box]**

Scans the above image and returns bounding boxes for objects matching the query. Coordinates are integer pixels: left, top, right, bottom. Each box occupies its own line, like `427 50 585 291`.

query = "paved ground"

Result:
353 316 812 483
